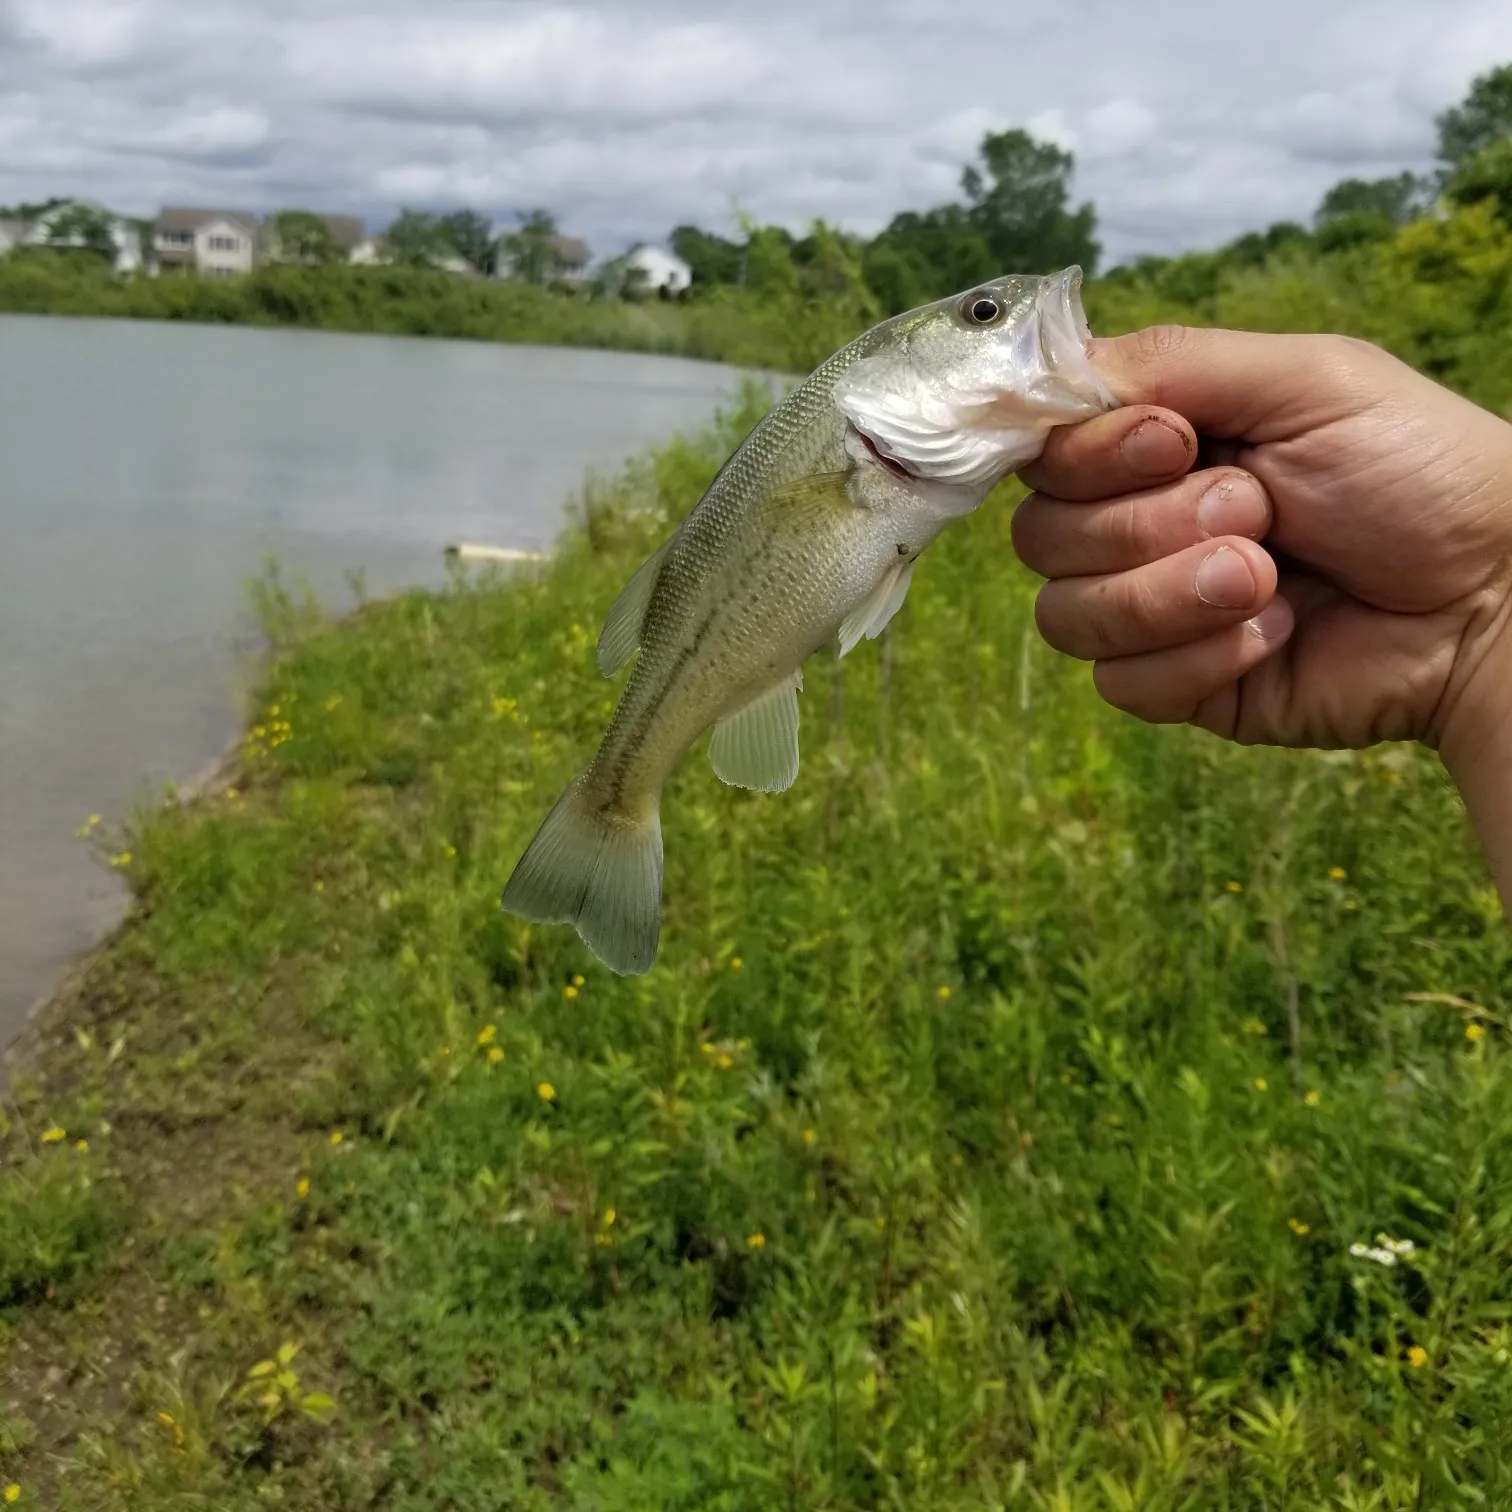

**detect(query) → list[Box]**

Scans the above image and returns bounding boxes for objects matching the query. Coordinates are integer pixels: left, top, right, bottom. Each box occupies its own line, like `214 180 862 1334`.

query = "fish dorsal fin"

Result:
837 557 916 658
708 669 804 793
597 539 671 677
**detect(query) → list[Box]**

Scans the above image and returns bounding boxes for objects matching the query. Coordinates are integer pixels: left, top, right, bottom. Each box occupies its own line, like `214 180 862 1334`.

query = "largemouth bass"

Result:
502 267 1117 973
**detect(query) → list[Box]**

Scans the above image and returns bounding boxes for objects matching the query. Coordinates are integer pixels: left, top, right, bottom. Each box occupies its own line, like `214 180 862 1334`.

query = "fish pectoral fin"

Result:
758 471 856 526
598 538 671 677
708 670 803 793
837 557 916 658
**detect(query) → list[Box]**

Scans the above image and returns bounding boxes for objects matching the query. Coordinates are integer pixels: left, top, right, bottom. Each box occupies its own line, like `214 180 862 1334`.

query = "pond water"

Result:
0 314 761 1047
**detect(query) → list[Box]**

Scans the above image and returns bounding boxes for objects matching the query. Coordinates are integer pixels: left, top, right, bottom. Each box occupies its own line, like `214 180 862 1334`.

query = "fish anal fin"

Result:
838 557 915 658
598 538 671 677
708 670 803 793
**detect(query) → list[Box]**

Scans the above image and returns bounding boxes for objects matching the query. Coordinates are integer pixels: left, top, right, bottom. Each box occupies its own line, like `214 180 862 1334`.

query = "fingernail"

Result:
1195 547 1255 609
1197 476 1267 539
1246 598 1294 641
1120 419 1189 477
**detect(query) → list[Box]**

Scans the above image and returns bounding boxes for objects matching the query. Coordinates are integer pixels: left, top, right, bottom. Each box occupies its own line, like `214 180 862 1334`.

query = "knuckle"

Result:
1134 323 1193 367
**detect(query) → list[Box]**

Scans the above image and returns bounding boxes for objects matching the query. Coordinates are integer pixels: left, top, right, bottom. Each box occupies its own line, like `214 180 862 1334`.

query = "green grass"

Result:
3 388 1512 1510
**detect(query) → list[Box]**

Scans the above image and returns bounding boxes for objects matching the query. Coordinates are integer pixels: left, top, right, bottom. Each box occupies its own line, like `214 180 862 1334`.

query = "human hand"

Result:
1011 324 1512 896
1014 325 1512 754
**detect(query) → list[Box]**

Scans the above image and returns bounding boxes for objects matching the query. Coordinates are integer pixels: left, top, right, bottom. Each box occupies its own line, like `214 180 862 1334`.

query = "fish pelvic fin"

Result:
709 669 803 792
838 557 915 657
501 776 663 976
598 539 671 677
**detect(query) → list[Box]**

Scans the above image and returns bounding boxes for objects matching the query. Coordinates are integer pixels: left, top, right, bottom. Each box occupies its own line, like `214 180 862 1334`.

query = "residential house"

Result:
154 208 259 277
550 235 590 286
623 244 692 294
0 218 26 257
262 212 368 264
25 199 143 273
348 236 387 266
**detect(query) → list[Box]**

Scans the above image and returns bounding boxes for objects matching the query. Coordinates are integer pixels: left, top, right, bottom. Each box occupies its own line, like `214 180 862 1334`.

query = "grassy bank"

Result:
2 387 1511 1509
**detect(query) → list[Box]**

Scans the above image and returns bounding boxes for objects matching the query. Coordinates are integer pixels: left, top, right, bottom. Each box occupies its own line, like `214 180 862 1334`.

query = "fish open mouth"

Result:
853 424 918 481
1035 267 1119 412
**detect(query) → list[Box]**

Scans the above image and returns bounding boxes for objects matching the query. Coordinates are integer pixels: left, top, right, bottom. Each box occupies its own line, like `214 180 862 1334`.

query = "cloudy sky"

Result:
3 0 1511 266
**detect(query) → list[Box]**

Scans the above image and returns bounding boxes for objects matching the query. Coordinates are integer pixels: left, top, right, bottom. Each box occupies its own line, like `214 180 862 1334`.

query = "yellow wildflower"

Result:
1304 1089 1321 1106
714 1053 734 1070
1225 880 1243 893
40 1126 66 1144
109 851 132 869
603 1208 616 1227
296 1177 310 1199
563 984 579 1000
329 1129 343 1145
537 1082 557 1102
729 956 743 970
1466 1023 1487 1043
801 1128 817 1145
1407 1345 1429 1369
747 1233 766 1250
700 1041 715 1055
572 974 585 987
1254 1078 1268 1092
1328 866 1347 881
74 1139 88 1153
4 1484 19 1504
487 1046 504 1064
936 985 951 1000
1289 1218 1310 1236
476 1024 497 1047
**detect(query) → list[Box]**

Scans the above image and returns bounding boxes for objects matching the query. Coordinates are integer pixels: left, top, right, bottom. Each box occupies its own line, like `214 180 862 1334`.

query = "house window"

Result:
160 230 193 247
206 234 241 252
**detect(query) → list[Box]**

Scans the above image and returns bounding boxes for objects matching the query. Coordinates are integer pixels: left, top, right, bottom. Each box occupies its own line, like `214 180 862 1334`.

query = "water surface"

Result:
0 315 758 1047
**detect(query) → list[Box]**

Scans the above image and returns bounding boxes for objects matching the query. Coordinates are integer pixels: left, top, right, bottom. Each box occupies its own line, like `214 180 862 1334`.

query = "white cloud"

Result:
1 0 1510 264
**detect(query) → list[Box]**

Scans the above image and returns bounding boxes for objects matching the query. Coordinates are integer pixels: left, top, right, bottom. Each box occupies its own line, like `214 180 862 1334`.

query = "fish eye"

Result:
962 292 1003 325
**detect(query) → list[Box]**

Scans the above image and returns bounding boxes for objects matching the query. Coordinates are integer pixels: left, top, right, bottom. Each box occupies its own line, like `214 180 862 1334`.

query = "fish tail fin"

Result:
501 776 663 976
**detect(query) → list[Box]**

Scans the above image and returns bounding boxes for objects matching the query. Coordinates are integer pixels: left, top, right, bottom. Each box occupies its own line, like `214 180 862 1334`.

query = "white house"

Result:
0 218 26 257
25 200 142 273
154 208 259 278
623 244 692 294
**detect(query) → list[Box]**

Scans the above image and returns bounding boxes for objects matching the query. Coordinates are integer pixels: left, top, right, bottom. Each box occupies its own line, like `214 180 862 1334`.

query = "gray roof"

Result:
157 207 260 236
550 235 590 266
321 214 367 250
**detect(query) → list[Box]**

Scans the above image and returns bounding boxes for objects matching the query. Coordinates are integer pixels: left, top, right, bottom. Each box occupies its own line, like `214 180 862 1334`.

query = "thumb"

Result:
1087 325 1382 442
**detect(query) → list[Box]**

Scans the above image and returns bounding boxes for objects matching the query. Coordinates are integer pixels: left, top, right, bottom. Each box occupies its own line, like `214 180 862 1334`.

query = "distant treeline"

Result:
3 66 1510 404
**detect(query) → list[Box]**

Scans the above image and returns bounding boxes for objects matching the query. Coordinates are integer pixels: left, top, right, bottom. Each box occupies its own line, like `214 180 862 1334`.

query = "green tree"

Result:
742 226 799 296
44 203 115 261
1437 62 1512 167
439 210 495 274
866 206 996 305
1316 172 1426 227
384 210 449 268
1445 137 1512 225
961 128 1101 275
669 225 744 286
272 210 340 266
498 210 560 285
